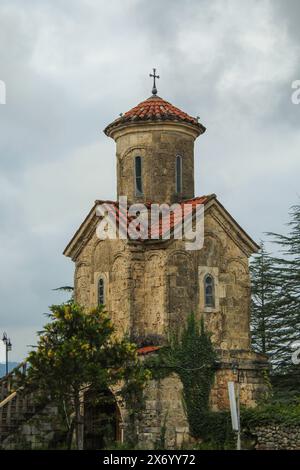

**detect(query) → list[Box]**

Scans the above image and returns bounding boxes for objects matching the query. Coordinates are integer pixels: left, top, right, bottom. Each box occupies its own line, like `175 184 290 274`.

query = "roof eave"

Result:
63 203 97 260
104 119 206 140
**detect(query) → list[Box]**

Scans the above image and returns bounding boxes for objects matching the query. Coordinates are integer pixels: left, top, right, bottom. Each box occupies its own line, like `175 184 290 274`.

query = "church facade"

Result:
64 78 268 448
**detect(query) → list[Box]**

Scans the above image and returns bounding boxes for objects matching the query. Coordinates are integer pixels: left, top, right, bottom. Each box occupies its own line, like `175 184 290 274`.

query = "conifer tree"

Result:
250 242 279 360
267 204 300 372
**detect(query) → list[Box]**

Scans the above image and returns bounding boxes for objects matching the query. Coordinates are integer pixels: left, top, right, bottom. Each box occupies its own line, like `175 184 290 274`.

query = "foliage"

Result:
22 302 150 449
241 401 300 427
249 204 300 378
193 410 235 449
154 412 168 450
241 370 300 431
146 313 234 448
53 285 74 302
168 314 217 436
250 242 280 358
271 371 300 404
265 203 300 372
53 286 74 293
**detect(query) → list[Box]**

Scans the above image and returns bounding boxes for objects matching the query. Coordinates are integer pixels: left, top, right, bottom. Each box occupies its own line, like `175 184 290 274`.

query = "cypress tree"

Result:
250 242 279 360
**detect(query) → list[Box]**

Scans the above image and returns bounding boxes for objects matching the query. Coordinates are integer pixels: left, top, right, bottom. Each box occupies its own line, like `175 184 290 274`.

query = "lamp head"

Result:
231 359 239 376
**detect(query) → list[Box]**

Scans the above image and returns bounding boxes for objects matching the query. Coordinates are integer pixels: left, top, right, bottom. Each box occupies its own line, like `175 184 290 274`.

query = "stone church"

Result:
63 74 268 448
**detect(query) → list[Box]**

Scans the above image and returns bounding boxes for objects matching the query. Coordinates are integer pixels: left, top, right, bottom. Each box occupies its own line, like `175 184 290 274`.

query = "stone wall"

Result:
1 404 61 450
248 424 300 450
74 203 255 352
134 374 189 449
198 208 252 350
112 123 198 205
210 350 269 411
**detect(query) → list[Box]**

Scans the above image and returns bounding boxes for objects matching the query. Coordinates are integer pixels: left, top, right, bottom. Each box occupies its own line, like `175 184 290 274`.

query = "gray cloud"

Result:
273 0 300 42
0 0 299 360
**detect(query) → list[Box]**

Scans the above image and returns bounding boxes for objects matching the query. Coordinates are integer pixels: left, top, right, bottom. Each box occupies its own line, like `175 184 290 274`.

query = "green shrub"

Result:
241 401 300 428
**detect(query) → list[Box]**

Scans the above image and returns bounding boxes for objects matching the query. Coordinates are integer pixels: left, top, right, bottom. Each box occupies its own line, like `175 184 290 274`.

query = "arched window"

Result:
204 274 215 308
135 156 143 196
98 277 105 305
175 155 182 194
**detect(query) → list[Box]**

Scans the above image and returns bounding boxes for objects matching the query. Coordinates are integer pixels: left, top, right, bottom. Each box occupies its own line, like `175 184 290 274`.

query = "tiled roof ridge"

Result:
94 194 216 206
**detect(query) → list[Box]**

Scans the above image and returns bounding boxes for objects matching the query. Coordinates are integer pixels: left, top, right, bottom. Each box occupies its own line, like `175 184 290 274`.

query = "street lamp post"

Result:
2 332 12 376
231 359 241 451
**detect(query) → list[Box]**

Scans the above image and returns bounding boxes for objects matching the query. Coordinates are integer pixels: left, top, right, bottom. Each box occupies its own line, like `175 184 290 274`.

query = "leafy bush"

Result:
241 401 300 427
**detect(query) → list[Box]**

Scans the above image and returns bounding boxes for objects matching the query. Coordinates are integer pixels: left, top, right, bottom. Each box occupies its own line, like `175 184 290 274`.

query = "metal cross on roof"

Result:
149 68 160 95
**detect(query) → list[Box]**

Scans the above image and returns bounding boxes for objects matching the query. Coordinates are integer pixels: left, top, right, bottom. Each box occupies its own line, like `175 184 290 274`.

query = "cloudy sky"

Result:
0 0 299 361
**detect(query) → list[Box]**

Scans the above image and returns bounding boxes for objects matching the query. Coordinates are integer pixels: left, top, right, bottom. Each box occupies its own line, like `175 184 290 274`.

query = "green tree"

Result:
267 204 300 371
53 286 74 302
250 242 279 358
24 303 150 449
174 315 217 437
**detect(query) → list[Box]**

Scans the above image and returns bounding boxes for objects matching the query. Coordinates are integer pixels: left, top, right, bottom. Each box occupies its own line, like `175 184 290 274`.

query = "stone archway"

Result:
83 388 123 450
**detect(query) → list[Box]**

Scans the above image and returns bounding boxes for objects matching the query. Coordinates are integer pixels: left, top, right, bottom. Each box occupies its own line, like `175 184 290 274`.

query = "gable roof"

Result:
63 195 259 260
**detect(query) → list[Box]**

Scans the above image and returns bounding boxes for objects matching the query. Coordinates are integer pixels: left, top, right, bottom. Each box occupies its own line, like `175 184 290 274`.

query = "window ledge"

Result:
203 307 218 313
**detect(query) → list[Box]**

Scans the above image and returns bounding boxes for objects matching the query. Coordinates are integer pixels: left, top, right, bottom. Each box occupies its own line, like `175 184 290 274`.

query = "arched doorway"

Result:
83 388 122 449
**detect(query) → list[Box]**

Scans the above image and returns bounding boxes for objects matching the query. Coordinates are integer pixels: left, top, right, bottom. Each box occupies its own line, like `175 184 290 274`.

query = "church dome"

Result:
104 95 206 136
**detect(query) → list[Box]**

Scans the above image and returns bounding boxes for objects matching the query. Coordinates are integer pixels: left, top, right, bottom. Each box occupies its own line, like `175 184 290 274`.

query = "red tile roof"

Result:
64 193 260 259
137 346 162 355
104 95 206 135
95 195 215 242
148 196 210 239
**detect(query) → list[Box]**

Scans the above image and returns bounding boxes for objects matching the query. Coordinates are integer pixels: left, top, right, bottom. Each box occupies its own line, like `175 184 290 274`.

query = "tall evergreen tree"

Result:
267 204 300 372
250 242 279 360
